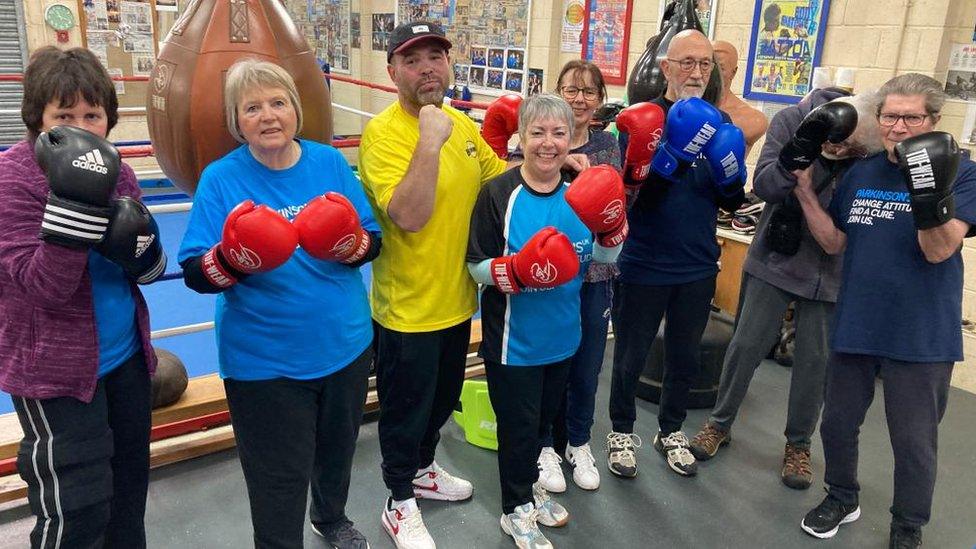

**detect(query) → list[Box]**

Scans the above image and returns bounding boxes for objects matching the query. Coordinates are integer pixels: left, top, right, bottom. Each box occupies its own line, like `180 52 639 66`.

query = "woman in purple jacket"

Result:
0 47 163 548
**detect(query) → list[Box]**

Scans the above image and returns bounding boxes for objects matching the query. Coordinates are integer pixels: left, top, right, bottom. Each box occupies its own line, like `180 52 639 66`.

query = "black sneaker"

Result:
311 518 370 549
653 431 698 476
800 492 861 539
606 431 642 478
889 525 922 549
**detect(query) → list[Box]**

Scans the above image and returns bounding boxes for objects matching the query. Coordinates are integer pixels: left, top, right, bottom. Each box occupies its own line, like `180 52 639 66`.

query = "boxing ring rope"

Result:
0 71 494 113
151 321 215 340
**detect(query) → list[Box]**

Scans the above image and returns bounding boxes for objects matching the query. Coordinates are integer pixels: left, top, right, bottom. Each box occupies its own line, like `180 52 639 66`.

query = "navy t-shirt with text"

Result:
828 152 976 362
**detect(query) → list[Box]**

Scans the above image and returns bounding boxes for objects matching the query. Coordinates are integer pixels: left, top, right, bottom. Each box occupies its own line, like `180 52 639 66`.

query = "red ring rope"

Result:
0 73 493 111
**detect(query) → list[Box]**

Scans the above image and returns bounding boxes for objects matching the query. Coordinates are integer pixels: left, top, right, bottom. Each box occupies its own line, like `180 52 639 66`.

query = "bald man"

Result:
714 41 768 155
607 30 747 479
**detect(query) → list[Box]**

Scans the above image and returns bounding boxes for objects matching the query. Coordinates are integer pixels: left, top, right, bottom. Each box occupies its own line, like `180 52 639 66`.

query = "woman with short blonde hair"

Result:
179 58 379 549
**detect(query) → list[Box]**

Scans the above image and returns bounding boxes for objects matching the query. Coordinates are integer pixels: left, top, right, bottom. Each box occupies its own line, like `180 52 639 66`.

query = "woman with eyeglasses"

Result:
509 60 621 494
793 73 976 549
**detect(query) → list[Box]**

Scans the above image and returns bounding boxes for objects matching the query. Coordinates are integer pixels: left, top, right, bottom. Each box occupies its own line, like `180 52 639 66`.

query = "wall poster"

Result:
397 0 531 96
945 43 976 102
372 13 395 52
657 0 719 39
281 0 352 74
743 0 831 104
580 0 633 85
561 0 585 53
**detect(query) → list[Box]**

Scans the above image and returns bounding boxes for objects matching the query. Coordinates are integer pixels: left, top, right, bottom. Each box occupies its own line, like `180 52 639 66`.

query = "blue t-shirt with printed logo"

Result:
178 140 380 381
828 152 976 362
467 168 592 366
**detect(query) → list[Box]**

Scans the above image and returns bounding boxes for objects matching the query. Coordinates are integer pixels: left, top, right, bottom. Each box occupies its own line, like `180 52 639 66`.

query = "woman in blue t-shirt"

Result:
511 61 622 494
466 94 624 549
178 59 381 549
793 73 976 548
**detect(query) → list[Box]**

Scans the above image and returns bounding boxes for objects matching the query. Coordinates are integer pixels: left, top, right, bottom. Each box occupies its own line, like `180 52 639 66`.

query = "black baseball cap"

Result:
387 21 452 62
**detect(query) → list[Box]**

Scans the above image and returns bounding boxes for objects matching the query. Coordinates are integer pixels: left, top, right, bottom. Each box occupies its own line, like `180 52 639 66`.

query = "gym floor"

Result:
2 346 973 548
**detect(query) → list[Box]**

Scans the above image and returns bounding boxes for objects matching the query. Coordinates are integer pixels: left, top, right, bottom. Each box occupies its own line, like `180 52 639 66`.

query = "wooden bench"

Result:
0 320 484 504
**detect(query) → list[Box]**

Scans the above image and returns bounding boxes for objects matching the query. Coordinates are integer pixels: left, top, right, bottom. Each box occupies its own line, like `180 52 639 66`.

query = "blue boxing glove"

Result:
703 123 747 195
651 97 723 182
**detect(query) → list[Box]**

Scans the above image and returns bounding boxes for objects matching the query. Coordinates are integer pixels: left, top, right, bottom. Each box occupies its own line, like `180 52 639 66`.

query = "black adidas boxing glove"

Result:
35 126 121 248
96 198 167 284
895 131 960 230
778 102 858 172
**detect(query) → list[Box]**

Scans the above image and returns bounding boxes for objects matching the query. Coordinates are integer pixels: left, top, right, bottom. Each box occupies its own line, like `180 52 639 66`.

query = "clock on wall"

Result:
44 3 76 32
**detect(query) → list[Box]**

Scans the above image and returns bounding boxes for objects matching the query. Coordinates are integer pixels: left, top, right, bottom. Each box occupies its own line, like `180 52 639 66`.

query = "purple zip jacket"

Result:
0 140 157 402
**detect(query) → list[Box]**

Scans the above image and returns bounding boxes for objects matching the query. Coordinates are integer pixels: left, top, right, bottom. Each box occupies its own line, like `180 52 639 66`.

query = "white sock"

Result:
392 497 415 509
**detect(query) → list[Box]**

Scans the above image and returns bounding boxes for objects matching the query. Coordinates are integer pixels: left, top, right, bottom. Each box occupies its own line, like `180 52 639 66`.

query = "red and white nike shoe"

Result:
381 497 435 549
412 461 474 501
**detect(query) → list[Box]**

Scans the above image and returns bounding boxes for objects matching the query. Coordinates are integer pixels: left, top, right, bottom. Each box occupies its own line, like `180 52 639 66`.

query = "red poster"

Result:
581 0 633 85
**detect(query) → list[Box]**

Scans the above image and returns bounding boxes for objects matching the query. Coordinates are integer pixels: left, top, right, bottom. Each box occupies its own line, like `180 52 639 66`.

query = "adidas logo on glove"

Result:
134 234 155 258
72 149 109 174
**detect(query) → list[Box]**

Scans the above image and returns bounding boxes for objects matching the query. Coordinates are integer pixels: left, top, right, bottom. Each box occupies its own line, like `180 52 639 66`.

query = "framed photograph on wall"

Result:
743 0 831 103
580 0 633 85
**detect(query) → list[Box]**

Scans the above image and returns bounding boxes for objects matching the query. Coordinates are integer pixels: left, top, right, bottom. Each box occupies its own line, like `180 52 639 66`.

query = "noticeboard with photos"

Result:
397 0 531 96
78 0 160 108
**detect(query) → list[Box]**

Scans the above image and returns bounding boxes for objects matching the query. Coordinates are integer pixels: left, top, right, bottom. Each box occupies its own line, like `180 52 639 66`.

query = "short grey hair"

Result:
830 91 884 154
876 73 945 117
224 58 303 144
518 93 575 142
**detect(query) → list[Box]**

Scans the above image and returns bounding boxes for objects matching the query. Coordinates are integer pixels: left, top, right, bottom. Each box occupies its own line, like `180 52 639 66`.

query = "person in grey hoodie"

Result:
688 87 883 489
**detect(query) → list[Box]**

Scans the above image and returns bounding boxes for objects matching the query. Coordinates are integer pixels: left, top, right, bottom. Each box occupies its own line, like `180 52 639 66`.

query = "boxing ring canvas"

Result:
742 0 831 104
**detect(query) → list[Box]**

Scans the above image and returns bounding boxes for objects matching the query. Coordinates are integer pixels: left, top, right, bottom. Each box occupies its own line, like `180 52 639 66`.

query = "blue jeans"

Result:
544 279 613 451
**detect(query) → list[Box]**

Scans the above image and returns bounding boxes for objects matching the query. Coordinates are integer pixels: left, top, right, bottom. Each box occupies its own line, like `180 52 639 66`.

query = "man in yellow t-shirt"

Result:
358 21 506 549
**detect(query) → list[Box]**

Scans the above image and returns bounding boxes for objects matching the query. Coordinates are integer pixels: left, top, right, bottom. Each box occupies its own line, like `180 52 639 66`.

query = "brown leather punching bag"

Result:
147 0 333 195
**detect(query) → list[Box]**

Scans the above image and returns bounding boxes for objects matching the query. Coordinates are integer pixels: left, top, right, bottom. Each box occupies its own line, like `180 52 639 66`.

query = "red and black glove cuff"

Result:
489 255 522 294
597 218 629 248
201 246 239 289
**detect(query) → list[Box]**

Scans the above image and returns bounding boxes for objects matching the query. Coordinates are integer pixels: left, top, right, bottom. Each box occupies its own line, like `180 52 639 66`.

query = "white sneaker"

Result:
381 497 435 549
500 502 553 549
413 461 473 501
565 443 600 490
536 447 566 493
531 482 569 528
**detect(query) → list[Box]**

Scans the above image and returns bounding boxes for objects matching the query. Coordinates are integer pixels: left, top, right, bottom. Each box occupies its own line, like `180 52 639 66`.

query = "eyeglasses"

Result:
667 58 713 73
559 86 600 101
878 113 930 127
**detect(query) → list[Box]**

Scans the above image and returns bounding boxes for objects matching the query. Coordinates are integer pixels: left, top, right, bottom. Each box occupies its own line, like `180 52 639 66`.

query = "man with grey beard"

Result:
358 21 508 549
606 29 748 480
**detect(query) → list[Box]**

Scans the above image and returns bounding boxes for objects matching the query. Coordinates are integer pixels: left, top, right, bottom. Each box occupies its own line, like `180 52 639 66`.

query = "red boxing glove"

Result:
201 200 299 288
294 192 371 264
490 227 580 294
481 94 523 158
616 102 666 190
565 165 629 247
